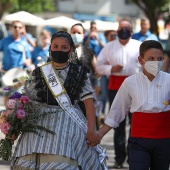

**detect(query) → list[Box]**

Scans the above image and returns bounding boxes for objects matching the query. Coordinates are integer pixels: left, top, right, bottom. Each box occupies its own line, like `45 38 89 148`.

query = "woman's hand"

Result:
6 134 19 145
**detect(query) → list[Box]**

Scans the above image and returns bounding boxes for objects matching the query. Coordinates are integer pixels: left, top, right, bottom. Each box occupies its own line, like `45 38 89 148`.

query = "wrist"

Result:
98 128 105 138
98 124 112 137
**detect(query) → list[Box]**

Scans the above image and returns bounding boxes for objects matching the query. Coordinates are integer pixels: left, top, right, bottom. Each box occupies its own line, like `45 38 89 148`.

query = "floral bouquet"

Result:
0 89 55 161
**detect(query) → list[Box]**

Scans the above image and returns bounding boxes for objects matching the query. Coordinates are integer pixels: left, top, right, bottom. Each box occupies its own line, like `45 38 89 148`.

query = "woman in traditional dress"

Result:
11 31 107 170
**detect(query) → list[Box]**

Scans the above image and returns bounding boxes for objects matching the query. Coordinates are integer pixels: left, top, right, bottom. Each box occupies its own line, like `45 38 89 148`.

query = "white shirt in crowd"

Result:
96 39 142 76
105 71 170 128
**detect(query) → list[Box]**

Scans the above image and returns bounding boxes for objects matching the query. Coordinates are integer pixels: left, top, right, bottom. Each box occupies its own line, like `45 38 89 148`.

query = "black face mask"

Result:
117 28 131 40
50 50 70 63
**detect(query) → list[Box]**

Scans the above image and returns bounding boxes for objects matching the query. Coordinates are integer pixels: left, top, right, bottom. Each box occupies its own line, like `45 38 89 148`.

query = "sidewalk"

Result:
0 95 129 170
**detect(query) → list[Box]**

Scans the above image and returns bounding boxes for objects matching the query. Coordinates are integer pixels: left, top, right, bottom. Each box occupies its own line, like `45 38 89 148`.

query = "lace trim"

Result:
81 94 93 101
25 63 89 106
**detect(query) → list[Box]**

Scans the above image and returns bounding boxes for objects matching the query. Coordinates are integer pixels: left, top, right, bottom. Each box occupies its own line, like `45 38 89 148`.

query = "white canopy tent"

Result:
44 16 86 31
2 11 45 40
2 11 45 26
83 20 119 32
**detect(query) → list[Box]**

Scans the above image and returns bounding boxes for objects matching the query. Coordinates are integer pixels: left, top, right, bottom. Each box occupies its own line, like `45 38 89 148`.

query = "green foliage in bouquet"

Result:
0 91 56 161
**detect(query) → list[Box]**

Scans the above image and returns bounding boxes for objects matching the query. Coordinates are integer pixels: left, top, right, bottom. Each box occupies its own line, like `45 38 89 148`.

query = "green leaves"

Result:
0 100 56 161
0 0 56 19
0 139 12 161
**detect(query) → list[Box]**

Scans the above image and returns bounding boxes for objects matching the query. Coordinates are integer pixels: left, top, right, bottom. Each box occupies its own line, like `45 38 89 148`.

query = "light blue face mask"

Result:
71 33 83 45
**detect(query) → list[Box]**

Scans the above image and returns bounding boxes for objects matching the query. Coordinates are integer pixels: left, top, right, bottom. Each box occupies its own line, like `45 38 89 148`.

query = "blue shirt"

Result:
84 33 106 56
132 30 159 42
32 45 50 67
21 33 35 52
0 35 31 71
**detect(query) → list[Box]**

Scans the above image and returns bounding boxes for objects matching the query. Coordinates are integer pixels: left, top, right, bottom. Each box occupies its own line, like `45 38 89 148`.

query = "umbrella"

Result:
44 16 84 30
2 11 45 26
83 20 119 31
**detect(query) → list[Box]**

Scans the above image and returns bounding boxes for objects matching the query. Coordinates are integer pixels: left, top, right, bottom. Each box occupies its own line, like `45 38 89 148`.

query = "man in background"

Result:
0 20 32 107
83 21 106 57
132 17 159 42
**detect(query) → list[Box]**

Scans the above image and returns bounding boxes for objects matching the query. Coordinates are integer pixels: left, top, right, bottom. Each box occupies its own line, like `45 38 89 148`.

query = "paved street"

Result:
0 95 129 170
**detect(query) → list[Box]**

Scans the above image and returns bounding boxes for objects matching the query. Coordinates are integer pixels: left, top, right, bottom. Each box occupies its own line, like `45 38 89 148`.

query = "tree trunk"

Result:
145 13 159 36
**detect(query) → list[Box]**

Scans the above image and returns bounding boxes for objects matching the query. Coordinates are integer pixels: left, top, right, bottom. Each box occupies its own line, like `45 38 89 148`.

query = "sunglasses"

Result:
13 26 22 29
110 34 116 38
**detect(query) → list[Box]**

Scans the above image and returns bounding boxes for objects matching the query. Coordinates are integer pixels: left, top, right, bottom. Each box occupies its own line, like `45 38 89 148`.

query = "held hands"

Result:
86 130 102 147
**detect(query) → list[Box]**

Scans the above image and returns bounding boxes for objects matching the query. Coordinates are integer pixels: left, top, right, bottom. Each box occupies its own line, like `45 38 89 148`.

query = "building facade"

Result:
57 0 143 21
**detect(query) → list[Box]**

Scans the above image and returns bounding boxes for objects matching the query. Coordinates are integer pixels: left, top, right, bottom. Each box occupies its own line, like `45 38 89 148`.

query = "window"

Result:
125 0 133 4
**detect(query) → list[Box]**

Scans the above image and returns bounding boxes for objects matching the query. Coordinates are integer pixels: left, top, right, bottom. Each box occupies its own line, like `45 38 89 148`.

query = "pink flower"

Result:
16 109 26 119
7 99 17 109
5 109 14 116
20 96 30 104
18 102 24 109
0 122 11 134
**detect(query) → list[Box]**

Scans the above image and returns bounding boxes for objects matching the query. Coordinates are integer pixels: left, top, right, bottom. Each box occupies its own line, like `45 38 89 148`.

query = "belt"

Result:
108 75 128 90
131 111 170 139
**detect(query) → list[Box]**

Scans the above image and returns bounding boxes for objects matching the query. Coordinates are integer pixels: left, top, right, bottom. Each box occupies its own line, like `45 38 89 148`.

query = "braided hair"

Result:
49 31 78 64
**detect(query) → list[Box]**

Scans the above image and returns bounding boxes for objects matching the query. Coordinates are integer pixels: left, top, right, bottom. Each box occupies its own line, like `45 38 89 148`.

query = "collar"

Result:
141 70 161 82
140 30 151 36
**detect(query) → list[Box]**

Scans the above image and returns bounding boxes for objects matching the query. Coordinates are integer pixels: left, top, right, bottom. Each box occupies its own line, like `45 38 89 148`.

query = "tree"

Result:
0 0 56 19
131 0 170 36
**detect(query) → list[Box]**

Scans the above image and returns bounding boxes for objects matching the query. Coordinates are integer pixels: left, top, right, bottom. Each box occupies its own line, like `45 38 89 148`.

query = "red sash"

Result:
108 75 128 90
131 111 170 139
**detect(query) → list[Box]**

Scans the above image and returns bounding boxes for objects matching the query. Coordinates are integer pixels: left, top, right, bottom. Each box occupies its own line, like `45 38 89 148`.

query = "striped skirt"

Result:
11 103 104 170
13 153 80 170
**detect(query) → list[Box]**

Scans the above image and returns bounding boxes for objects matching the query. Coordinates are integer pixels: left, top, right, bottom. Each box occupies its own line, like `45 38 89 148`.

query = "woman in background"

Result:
32 30 51 67
70 23 102 128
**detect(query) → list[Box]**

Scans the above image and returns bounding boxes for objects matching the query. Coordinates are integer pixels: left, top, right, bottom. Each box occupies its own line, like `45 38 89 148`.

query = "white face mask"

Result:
143 60 163 76
71 33 83 45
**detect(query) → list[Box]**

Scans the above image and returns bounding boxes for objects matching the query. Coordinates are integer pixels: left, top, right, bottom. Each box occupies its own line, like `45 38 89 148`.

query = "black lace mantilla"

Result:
77 46 95 74
32 63 90 106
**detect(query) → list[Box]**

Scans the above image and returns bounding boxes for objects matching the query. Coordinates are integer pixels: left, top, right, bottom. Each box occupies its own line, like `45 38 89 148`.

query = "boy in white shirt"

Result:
97 40 170 170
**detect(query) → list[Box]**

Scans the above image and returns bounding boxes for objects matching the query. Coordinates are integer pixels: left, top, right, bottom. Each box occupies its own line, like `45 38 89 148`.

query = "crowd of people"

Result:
0 17 170 170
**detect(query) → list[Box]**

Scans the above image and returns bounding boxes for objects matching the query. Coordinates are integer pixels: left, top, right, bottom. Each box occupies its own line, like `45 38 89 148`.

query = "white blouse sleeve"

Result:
80 77 94 101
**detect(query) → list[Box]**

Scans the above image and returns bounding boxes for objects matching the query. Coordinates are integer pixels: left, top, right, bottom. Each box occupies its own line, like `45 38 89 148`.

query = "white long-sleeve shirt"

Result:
105 71 170 128
96 39 142 76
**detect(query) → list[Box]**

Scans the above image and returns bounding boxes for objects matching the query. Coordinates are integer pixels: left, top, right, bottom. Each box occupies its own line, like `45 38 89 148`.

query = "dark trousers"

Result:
98 75 108 114
108 90 128 165
128 137 170 170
